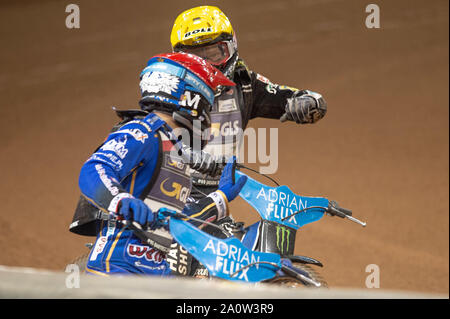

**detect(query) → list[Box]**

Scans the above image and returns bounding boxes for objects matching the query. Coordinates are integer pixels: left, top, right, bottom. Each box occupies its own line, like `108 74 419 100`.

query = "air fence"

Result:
0 265 446 299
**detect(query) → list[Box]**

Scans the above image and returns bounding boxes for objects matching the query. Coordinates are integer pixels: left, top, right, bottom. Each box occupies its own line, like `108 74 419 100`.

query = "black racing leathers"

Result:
190 58 313 199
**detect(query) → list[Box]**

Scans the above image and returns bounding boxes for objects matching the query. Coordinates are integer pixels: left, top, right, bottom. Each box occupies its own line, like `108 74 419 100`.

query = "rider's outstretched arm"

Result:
242 67 327 125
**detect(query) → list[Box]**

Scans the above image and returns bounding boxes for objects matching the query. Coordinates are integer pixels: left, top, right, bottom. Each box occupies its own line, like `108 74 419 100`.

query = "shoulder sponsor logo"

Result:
100 136 129 159
126 120 152 133
265 83 278 94
111 128 148 143
256 73 271 84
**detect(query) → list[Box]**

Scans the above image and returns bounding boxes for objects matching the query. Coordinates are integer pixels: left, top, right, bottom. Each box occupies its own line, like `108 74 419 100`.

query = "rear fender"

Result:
287 255 323 267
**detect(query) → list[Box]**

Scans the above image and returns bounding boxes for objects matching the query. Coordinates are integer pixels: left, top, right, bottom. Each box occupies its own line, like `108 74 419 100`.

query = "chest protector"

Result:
142 131 191 213
191 85 244 187
190 59 253 188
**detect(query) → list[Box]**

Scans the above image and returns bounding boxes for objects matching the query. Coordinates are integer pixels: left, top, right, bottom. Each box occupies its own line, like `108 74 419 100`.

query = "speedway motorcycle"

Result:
69 168 366 288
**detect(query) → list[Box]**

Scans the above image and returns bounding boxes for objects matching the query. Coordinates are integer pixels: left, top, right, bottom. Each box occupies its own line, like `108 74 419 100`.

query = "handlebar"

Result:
326 201 366 227
109 208 180 253
121 219 172 253
280 200 366 227
115 207 228 254
327 200 352 218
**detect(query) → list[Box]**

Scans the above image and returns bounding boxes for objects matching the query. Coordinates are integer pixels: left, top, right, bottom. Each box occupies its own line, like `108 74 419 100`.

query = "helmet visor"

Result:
178 42 230 66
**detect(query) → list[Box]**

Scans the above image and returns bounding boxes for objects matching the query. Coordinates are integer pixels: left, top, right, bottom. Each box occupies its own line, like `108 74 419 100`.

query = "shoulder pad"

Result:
112 109 165 134
142 113 166 132
233 59 252 84
114 108 149 121
235 58 250 72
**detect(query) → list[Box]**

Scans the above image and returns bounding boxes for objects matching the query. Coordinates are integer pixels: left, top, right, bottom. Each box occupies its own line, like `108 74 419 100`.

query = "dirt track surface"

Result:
0 0 448 295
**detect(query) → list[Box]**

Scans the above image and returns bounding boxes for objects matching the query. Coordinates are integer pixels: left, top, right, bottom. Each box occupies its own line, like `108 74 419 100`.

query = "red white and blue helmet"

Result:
139 52 235 144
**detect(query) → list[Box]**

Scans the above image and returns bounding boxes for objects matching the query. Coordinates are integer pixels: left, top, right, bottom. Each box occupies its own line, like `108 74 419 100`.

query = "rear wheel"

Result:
267 263 328 288
66 251 90 273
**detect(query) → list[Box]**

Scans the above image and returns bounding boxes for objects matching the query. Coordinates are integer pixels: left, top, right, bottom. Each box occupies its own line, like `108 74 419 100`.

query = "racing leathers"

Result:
77 112 232 276
190 58 327 199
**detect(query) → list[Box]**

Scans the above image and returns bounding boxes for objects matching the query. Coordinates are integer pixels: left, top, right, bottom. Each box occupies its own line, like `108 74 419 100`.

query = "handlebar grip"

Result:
340 207 352 216
327 206 346 218
327 201 352 218
327 201 366 227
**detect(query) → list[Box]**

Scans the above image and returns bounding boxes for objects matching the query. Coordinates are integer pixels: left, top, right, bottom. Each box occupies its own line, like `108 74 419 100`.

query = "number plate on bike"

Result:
235 171 329 229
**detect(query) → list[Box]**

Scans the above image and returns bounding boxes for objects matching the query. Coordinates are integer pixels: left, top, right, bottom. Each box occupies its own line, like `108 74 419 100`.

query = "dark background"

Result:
0 0 448 294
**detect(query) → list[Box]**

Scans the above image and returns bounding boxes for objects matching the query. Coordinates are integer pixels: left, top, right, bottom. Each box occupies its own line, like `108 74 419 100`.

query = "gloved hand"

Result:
283 90 327 124
117 197 156 228
217 156 247 202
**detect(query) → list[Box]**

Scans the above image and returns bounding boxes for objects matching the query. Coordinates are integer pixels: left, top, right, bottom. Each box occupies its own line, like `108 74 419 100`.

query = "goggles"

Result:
177 41 232 67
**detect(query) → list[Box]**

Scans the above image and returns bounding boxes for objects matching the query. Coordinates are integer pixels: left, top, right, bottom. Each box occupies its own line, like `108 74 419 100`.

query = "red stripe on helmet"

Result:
154 52 235 90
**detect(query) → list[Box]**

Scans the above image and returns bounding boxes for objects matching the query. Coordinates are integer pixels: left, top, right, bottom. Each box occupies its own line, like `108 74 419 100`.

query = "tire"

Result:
267 263 328 288
66 251 90 273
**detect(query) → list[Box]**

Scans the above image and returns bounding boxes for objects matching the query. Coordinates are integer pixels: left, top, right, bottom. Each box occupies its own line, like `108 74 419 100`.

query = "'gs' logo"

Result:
160 178 190 202
211 120 240 137
167 158 185 171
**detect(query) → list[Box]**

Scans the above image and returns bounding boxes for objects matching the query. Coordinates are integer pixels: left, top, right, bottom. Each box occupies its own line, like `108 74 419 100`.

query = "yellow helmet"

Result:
170 6 238 73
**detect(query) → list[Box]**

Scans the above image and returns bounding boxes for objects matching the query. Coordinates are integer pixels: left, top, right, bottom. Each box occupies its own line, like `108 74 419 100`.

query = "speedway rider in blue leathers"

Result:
77 53 247 276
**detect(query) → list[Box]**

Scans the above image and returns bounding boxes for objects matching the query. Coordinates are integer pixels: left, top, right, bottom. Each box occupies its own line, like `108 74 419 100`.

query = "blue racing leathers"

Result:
78 112 228 276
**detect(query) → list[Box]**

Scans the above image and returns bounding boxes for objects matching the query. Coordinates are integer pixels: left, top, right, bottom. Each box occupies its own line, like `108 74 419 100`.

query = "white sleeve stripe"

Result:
108 193 135 213
207 191 228 220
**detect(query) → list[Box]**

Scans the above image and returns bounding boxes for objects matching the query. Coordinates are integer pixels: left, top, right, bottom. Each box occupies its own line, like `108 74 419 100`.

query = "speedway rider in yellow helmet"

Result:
170 6 327 201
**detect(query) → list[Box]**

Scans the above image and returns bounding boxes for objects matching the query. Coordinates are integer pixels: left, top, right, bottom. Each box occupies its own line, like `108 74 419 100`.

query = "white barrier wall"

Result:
0 265 446 299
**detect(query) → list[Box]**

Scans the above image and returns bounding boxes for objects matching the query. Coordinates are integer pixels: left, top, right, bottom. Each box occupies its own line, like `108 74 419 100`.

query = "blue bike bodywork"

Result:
236 171 329 229
165 171 334 283
170 218 281 283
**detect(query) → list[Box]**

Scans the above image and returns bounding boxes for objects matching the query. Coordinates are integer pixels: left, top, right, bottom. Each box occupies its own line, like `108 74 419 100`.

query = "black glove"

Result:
283 90 327 124
180 144 225 177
